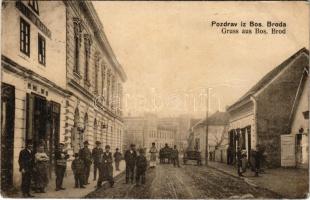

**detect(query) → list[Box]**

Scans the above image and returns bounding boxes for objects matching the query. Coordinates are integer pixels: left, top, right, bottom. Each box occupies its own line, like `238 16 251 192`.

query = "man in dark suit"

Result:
92 141 103 181
18 141 35 197
124 144 137 184
79 141 92 185
55 143 69 191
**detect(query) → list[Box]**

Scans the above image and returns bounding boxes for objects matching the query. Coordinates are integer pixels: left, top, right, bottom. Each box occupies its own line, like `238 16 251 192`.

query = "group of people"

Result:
124 144 148 186
18 140 180 197
18 140 123 197
158 143 180 167
236 145 265 177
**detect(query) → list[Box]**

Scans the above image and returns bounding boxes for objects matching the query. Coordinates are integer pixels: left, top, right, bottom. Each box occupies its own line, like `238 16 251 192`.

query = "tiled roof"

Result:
227 47 309 111
193 111 230 128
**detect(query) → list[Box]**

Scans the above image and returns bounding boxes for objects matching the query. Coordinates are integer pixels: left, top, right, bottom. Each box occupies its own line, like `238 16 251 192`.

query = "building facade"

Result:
1 0 68 189
188 111 229 164
227 48 309 167
124 113 182 152
1 0 127 191
281 67 309 168
64 1 127 155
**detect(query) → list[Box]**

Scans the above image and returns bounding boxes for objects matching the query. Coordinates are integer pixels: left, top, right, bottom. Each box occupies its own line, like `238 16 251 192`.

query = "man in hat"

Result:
18 141 35 197
97 145 114 188
92 141 103 181
79 141 92 184
55 143 69 191
124 144 137 184
113 148 122 171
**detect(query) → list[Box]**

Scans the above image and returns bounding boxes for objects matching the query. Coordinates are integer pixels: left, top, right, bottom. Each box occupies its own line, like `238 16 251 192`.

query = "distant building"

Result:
227 48 309 167
123 113 189 152
187 111 229 164
123 116 145 149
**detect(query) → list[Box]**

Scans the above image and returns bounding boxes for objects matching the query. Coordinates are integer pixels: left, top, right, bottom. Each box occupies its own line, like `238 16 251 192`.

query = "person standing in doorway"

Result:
149 143 158 168
18 141 35 197
124 144 137 184
55 143 69 191
113 148 122 171
92 141 103 181
79 141 92 185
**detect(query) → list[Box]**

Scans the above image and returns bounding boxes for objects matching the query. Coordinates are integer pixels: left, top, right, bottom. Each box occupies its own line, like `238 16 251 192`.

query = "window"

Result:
28 0 39 15
38 34 46 65
20 18 30 56
73 19 81 74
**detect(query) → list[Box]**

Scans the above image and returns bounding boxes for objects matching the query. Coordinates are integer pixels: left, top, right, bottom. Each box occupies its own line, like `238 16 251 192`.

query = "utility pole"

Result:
205 88 212 166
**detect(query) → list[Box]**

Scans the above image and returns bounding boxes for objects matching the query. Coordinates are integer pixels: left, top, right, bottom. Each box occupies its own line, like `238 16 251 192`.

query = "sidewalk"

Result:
208 161 309 198
25 161 125 198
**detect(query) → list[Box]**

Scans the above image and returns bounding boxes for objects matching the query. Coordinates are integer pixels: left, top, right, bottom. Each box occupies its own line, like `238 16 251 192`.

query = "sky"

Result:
94 1 309 118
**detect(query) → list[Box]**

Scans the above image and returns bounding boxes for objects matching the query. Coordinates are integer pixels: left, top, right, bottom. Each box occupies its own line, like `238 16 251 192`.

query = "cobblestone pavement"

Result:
86 164 282 199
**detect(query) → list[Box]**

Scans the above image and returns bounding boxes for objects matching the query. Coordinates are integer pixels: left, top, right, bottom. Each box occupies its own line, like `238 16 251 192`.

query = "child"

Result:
135 148 147 186
71 153 85 188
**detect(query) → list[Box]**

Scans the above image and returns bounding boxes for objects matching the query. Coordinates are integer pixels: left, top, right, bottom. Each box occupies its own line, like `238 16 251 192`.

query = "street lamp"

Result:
205 87 212 166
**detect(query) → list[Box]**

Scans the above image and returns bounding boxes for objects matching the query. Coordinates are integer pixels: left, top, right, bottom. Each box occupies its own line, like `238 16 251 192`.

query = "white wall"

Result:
2 1 66 88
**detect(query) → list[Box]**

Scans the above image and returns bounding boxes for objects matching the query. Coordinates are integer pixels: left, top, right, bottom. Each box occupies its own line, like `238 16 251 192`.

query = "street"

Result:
87 164 281 199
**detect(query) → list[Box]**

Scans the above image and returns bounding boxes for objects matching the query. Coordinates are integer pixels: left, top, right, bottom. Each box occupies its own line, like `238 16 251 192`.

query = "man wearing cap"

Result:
124 144 137 184
55 143 69 191
18 141 35 197
92 141 103 181
97 145 114 188
79 141 92 184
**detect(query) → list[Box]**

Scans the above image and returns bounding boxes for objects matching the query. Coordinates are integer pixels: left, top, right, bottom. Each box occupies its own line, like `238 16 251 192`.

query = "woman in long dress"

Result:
149 143 158 168
34 145 49 193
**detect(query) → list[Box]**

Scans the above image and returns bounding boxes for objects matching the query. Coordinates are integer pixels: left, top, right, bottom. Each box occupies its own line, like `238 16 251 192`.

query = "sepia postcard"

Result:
0 0 309 199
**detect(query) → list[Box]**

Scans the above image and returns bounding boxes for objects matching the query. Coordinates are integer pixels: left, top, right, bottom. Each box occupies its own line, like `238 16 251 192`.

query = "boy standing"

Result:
113 148 122 171
71 153 85 188
135 148 147 186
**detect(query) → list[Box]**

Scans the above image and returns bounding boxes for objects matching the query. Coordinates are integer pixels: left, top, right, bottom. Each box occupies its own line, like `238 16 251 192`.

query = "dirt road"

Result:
87 164 281 198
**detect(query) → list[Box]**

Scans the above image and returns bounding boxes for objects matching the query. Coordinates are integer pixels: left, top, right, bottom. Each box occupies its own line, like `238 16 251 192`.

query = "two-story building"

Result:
1 1 127 191
1 0 68 189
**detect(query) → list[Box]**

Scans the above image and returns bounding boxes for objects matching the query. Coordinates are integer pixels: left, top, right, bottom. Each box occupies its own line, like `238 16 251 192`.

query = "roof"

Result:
193 111 230 128
189 118 201 128
227 47 309 111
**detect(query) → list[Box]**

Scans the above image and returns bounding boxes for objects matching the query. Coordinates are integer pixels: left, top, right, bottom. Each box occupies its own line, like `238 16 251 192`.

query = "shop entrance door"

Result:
26 93 60 177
